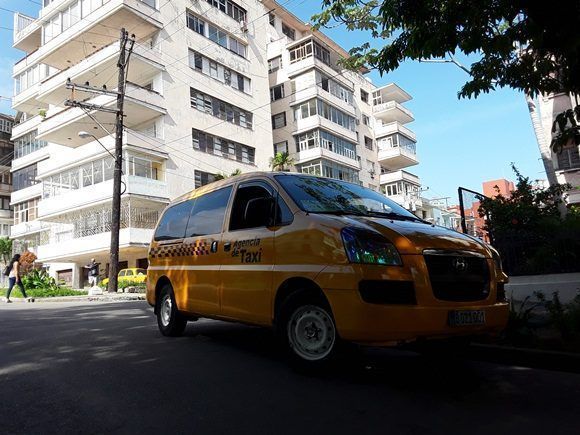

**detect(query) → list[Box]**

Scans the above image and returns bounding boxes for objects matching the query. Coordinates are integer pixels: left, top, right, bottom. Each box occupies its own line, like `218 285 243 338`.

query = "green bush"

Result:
21 269 60 291
0 287 87 298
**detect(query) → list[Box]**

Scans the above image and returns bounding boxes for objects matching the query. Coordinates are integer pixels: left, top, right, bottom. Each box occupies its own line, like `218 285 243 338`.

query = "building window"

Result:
0 117 13 134
272 112 287 129
189 50 251 94
268 56 282 73
557 145 580 170
13 164 38 192
192 129 255 164
298 159 359 184
289 39 330 66
274 141 288 155
190 88 253 129
293 99 356 131
14 130 48 159
364 136 373 150
205 0 247 22
0 196 11 211
377 133 416 154
14 198 39 225
282 23 295 40
270 84 285 102
186 11 247 58
360 89 369 103
296 129 357 160
362 114 370 126
195 170 218 189
316 71 354 106
269 13 275 27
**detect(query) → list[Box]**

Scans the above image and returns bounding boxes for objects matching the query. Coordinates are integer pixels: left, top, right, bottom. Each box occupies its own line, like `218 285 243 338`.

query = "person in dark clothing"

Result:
5 254 31 303
84 258 100 287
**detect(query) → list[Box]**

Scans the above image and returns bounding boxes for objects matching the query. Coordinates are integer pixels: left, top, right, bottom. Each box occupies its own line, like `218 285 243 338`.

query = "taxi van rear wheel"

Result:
156 285 187 337
279 294 339 368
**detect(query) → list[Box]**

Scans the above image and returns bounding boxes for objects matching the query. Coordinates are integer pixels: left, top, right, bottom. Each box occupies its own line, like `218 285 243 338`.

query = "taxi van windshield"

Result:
275 174 423 222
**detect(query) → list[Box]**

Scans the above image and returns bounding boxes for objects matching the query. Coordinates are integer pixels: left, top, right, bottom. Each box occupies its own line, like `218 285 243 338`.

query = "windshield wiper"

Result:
309 209 366 216
362 211 426 222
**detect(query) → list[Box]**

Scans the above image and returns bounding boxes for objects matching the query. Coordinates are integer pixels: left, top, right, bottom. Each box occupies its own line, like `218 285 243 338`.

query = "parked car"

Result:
102 268 147 286
146 172 509 367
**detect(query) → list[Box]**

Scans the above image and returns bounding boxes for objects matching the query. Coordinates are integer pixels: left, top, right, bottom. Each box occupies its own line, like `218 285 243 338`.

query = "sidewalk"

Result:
5 293 146 303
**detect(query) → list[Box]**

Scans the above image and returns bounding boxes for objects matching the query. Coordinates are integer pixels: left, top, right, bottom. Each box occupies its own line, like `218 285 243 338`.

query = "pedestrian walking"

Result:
84 258 100 287
4 254 32 303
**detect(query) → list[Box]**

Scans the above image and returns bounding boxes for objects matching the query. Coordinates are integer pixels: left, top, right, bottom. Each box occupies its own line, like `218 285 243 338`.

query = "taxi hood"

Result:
330 216 490 257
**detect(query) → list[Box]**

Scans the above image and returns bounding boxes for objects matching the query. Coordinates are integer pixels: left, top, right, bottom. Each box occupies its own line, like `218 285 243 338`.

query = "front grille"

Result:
424 253 490 302
359 280 416 305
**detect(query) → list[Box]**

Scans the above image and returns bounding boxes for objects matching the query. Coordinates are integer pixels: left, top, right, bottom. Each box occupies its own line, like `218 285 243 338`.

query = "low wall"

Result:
506 273 580 303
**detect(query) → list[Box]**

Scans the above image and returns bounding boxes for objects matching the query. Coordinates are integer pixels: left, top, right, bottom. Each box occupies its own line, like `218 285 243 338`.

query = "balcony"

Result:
372 101 414 124
295 115 358 144
374 121 417 142
295 147 360 170
12 82 47 115
372 83 412 104
13 13 42 53
286 55 354 91
37 83 166 147
38 42 164 106
39 175 169 220
0 183 11 196
386 193 423 212
13 0 162 74
11 219 50 239
11 115 42 140
36 199 161 262
288 86 356 117
0 210 13 220
11 183 43 206
380 170 420 186
378 145 419 171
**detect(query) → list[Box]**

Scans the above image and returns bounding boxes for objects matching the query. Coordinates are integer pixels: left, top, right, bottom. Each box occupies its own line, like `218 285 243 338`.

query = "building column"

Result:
72 263 82 289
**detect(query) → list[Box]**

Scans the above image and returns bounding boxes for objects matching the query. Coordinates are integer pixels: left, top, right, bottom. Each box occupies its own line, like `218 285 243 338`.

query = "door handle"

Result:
223 242 232 252
210 241 218 253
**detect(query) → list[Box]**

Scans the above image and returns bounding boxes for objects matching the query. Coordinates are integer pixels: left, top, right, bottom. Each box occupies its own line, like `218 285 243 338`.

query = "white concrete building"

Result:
528 92 580 205
0 114 14 240
10 0 419 287
11 0 273 287
264 0 420 205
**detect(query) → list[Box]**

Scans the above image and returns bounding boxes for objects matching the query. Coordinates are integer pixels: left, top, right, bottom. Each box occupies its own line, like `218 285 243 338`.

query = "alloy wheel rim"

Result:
288 305 336 361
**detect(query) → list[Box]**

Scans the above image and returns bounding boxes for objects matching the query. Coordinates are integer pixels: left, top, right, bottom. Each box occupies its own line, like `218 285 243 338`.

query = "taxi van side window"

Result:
154 200 193 241
185 187 232 237
230 183 275 231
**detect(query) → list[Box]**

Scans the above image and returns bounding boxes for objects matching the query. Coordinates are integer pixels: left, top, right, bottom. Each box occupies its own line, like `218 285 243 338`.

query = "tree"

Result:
214 169 242 181
270 152 295 171
18 251 37 276
313 1 580 150
0 237 12 265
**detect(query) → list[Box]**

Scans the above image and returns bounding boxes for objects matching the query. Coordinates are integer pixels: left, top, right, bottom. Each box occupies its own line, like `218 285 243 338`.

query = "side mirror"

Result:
244 197 275 228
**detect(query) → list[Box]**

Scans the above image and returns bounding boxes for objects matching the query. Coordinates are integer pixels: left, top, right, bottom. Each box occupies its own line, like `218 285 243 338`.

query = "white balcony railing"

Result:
374 121 417 142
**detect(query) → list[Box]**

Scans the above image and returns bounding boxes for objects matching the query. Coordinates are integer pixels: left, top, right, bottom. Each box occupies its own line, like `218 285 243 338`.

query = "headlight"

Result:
341 227 402 266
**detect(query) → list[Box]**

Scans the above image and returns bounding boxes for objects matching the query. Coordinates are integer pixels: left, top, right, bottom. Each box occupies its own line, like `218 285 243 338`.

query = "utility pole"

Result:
65 29 135 293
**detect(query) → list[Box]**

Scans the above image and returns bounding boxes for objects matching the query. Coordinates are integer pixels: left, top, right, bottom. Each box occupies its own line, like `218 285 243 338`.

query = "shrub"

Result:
18 251 37 276
99 279 146 290
21 269 60 291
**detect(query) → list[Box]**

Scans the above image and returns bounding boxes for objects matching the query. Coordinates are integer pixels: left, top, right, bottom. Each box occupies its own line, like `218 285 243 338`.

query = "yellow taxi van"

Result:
147 172 509 365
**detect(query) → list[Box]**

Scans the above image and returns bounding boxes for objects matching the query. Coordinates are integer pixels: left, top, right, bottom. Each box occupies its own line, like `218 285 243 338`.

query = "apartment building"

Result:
10 0 419 287
0 114 14 241
528 92 580 205
11 0 273 287
264 0 420 207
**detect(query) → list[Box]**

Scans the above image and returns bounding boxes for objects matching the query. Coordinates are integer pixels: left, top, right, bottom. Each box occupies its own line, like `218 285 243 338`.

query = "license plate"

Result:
448 310 486 326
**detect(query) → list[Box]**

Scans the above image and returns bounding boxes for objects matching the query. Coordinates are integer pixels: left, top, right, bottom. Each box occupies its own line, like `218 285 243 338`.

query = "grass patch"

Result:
0 287 88 298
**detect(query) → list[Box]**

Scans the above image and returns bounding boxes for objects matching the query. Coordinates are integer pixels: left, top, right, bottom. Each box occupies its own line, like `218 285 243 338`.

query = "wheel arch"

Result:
154 276 172 314
273 277 331 326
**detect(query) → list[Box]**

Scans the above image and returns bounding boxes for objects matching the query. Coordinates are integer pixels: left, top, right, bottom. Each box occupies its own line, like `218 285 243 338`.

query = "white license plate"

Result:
448 310 486 326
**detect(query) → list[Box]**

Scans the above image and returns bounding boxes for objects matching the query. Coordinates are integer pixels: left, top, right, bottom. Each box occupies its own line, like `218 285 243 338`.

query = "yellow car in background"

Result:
102 268 147 286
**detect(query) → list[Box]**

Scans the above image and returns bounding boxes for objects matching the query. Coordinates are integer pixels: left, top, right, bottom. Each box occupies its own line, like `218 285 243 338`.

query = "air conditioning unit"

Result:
240 20 248 33
355 119 360 125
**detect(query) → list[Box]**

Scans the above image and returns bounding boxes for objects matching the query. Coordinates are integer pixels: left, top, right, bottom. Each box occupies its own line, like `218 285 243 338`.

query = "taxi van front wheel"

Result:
279 294 339 367
156 285 187 337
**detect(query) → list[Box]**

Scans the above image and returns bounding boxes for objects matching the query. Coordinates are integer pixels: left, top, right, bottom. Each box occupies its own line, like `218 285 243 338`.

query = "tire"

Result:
156 285 187 337
279 293 339 368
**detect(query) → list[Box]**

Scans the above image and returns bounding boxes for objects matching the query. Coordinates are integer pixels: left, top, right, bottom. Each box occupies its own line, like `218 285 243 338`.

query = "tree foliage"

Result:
18 251 38 276
314 0 580 98
214 169 242 181
270 152 295 171
313 1 580 150
0 237 12 264
478 164 570 236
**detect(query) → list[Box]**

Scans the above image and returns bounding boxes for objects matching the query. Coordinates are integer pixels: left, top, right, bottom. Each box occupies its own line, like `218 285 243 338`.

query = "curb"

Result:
6 294 147 303
468 343 580 374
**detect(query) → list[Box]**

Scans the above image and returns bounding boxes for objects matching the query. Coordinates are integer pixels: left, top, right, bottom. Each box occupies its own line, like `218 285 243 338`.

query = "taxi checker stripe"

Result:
150 242 210 258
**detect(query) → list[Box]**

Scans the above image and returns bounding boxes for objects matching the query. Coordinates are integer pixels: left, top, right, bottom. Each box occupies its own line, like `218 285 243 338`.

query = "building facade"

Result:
10 0 418 287
0 114 14 240
528 92 580 205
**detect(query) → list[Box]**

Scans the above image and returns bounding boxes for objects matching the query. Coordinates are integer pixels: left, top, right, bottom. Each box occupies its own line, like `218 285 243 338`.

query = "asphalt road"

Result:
1 301 579 435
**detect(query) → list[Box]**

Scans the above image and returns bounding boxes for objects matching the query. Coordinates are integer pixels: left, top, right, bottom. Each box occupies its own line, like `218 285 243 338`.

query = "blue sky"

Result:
0 1 546 203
